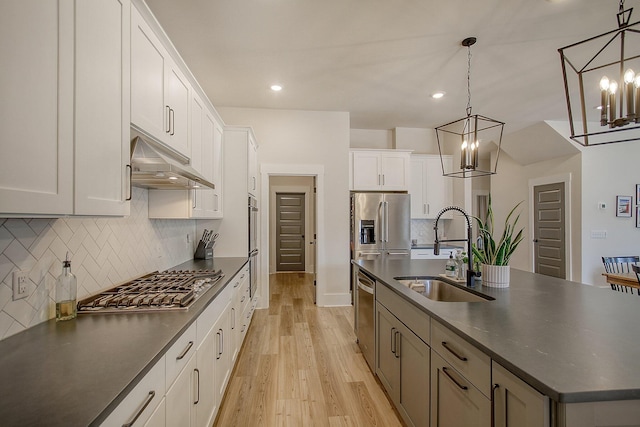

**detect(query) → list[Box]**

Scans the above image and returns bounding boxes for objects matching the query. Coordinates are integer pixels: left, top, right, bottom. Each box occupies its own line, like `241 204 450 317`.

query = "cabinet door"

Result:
425 156 452 219
0 1 74 215
74 0 130 216
166 352 197 427
214 303 232 404
352 151 382 190
131 6 167 141
195 327 217 427
410 158 427 219
430 351 490 427
166 62 190 157
211 118 224 218
375 303 400 400
380 152 410 190
397 321 430 427
493 362 549 427
247 134 258 196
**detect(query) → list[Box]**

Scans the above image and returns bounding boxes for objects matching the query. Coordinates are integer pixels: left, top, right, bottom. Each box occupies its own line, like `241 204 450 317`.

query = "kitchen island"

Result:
0 257 248 427
355 258 640 426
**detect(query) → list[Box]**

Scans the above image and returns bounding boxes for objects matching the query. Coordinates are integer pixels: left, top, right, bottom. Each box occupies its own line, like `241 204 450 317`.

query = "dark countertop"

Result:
0 257 248 427
355 258 640 404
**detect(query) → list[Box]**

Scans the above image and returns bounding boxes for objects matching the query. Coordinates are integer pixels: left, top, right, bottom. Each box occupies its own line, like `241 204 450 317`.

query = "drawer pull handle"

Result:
442 366 468 391
176 341 194 360
391 327 397 356
442 341 468 361
122 390 155 427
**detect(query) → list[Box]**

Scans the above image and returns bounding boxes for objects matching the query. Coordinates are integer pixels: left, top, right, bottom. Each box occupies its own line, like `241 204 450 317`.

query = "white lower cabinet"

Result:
195 327 217 427
101 263 253 427
213 302 232 405
492 361 549 427
165 352 197 426
375 302 430 427
430 351 490 427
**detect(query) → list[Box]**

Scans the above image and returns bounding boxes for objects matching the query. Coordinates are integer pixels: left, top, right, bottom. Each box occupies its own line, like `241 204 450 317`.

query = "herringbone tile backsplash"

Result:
0 188 196 341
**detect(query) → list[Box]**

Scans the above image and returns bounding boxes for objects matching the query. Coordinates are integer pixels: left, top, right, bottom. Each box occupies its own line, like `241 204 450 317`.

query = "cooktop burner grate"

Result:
77 269 224 314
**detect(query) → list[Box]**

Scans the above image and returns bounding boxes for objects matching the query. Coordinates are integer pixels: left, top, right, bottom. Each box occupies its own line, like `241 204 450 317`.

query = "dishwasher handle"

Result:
357 270 375 295
357 280 374 295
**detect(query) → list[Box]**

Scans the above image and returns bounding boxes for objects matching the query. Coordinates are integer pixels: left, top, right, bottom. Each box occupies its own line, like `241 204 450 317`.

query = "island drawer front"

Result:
165 321 197 391
431 319 491 397
377 282 430 344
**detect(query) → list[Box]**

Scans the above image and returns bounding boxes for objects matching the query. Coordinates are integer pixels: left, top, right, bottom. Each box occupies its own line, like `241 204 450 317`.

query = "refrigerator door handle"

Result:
384 201 389 242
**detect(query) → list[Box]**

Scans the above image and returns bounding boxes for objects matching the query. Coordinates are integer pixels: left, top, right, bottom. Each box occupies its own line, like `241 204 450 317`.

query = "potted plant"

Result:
472 194 524 287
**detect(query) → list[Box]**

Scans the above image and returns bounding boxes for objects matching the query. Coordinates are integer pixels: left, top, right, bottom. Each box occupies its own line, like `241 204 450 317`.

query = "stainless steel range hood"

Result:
130 131 215 190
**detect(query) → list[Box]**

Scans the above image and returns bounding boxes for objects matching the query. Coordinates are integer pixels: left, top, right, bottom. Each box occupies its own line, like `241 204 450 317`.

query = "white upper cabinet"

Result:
409 154 452 219
0 0 130 217
148 94 224 219
75 0 131 216
131 5 190 158
247 134 258 197
350 150 411 191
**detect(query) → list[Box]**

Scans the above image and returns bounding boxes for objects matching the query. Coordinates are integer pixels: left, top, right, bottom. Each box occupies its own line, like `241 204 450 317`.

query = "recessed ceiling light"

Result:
431 91 445 99
270 84 282 91
168 176 178 180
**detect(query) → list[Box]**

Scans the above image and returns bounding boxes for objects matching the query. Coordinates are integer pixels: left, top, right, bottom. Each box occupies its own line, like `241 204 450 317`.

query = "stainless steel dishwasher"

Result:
355 267 375 371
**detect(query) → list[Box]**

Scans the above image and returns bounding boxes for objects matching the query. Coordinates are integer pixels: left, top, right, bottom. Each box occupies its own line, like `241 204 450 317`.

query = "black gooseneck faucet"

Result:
433 206 478 288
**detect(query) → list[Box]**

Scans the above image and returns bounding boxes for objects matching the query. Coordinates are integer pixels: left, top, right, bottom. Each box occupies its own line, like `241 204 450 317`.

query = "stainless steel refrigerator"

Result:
350 192 411 261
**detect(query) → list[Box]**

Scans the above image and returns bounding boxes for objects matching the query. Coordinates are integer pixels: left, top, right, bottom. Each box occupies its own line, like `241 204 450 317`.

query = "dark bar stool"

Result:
602 256 640 294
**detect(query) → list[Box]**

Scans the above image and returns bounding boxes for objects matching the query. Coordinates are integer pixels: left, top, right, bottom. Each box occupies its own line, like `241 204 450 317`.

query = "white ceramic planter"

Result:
481 264 510 288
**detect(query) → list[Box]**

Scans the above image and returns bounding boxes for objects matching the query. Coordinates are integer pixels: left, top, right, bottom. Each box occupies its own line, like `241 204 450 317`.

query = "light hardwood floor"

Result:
214 272 403 427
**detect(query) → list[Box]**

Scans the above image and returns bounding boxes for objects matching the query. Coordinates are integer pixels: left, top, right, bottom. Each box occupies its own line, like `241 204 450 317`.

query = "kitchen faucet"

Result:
433 206 478 288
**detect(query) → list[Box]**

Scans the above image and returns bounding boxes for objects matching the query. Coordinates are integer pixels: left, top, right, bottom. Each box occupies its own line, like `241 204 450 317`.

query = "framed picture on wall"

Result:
637 206 640 228
636 184 640 205
617 195 632 217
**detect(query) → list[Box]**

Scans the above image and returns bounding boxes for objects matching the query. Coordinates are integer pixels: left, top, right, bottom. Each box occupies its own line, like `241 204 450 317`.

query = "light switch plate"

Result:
12 271 29 300
590 230 607 239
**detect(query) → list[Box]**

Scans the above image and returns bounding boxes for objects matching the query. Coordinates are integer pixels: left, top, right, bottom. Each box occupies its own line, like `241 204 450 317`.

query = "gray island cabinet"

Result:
354 258 640 427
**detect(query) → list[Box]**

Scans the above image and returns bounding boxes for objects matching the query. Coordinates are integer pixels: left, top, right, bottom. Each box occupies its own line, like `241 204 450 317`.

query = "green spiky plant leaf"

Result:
472 194 524 266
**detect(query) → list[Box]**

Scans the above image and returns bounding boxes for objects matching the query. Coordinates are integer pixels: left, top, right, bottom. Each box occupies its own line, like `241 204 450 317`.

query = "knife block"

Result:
194 241 213 260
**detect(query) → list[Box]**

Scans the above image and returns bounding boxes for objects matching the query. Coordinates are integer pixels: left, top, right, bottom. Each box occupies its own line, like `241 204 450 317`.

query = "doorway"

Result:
276 192 306 271
533 182 566 279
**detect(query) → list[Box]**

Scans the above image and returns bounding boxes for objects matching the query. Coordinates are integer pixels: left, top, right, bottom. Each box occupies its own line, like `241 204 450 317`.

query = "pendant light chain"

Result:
466 43 473 117
619 0 625 13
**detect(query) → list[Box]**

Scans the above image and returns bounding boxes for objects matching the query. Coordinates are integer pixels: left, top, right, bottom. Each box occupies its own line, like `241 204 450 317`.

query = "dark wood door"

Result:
534 182 566 279
276 193 305 271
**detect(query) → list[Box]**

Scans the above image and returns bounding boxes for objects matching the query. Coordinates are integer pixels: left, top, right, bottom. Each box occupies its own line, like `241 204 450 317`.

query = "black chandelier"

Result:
558 0 640 146
435 37 505 178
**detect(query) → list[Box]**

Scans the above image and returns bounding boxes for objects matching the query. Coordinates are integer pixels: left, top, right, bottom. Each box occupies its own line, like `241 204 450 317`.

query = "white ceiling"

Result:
144 0 622 134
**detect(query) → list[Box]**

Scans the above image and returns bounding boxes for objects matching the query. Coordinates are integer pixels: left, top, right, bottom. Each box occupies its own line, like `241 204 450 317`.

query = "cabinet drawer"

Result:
101 356 165 427
197 277 234 346
431 319 491 397
431 351 490 427
376 282 430 344
165 322 196 390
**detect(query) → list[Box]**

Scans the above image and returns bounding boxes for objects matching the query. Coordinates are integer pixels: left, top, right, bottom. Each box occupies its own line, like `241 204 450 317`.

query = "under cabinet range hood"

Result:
130 133 215 190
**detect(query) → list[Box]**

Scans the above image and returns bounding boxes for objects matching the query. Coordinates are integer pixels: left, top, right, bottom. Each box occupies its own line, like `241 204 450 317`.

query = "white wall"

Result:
219 107 351 306
581 141 640 285
350 129 392 149
490 149 582 279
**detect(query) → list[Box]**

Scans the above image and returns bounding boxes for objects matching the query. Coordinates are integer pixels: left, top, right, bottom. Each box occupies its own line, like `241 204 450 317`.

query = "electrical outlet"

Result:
12 271 29 301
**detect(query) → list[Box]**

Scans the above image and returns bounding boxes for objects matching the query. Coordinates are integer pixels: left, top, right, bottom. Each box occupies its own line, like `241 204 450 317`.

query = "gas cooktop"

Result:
77 269 224 314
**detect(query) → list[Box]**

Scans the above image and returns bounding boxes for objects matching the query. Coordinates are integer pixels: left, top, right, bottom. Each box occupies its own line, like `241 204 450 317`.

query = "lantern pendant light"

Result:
435 37 504 178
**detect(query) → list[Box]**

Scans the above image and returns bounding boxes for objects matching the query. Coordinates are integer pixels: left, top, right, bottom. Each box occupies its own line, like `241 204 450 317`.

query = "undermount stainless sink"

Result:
394 277 494 302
